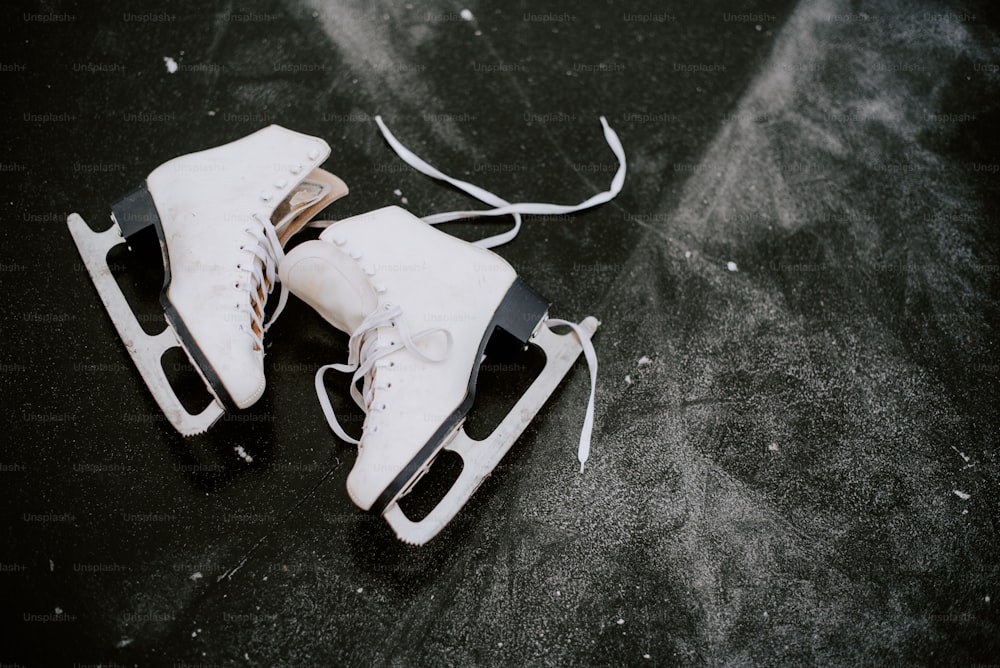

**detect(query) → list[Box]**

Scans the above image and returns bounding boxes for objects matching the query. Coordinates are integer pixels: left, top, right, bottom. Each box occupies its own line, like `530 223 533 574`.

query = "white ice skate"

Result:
67 126 348 435
280 206 599 545
276 114 623 544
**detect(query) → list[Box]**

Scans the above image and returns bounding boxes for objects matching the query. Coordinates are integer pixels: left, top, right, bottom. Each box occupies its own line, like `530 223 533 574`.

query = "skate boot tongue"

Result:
237 171 349 350
273 169 349 244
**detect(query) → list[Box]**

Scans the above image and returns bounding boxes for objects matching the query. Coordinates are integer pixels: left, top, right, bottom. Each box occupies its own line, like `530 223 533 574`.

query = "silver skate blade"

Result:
67 213 225 435
383 316 600 546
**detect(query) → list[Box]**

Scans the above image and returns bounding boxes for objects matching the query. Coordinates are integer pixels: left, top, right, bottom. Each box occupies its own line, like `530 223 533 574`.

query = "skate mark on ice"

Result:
217 460 343 581
302 0 474 155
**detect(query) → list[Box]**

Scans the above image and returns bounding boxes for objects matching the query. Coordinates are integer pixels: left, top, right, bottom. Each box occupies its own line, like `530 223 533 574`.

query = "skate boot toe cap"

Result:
346 467 381 512
225 365 266 409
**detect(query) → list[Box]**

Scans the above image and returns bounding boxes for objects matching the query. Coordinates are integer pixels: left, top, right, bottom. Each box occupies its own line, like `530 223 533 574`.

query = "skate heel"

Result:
111 184 162 243
493 277 550 343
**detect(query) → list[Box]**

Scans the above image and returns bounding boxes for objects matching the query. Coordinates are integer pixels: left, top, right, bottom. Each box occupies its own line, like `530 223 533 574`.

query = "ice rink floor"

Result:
3 0 998 664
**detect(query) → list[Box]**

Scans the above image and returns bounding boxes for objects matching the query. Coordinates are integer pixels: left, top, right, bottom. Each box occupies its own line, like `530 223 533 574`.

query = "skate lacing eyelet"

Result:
234 213 291 352
312 305 455 446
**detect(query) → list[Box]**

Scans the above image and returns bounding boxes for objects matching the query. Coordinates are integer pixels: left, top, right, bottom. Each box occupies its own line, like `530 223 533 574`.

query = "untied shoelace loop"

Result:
314 304 453 445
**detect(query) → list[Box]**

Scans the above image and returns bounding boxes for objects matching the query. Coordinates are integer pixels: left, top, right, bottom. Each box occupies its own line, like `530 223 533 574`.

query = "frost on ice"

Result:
953 489 971 501
951 445 973 468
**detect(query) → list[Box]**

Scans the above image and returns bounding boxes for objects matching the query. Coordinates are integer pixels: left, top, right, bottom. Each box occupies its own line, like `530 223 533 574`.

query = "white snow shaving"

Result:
235 445 253 464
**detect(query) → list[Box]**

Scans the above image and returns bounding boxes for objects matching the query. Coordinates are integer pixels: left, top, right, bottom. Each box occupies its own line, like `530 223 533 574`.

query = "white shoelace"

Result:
235 213 289 350
374 115 626 250
547 320 599 473
371 116 626 472
315 304 453 444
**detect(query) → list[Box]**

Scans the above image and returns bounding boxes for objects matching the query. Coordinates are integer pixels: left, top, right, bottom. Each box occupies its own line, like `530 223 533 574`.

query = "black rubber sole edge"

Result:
111 183 239 414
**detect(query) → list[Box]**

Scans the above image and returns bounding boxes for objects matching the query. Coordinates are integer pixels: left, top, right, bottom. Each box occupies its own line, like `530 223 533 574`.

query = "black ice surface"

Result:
2 0 997 664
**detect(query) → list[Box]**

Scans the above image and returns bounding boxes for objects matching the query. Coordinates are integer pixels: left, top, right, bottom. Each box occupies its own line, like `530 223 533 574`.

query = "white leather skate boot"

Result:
67 126 349 435
280 206 598 544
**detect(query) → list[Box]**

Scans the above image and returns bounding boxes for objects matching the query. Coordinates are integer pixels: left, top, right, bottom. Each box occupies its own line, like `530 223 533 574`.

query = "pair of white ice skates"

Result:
68 121 623 545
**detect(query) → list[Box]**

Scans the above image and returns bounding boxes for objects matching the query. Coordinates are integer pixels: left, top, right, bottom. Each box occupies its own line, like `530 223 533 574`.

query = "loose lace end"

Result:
548 318 598 475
